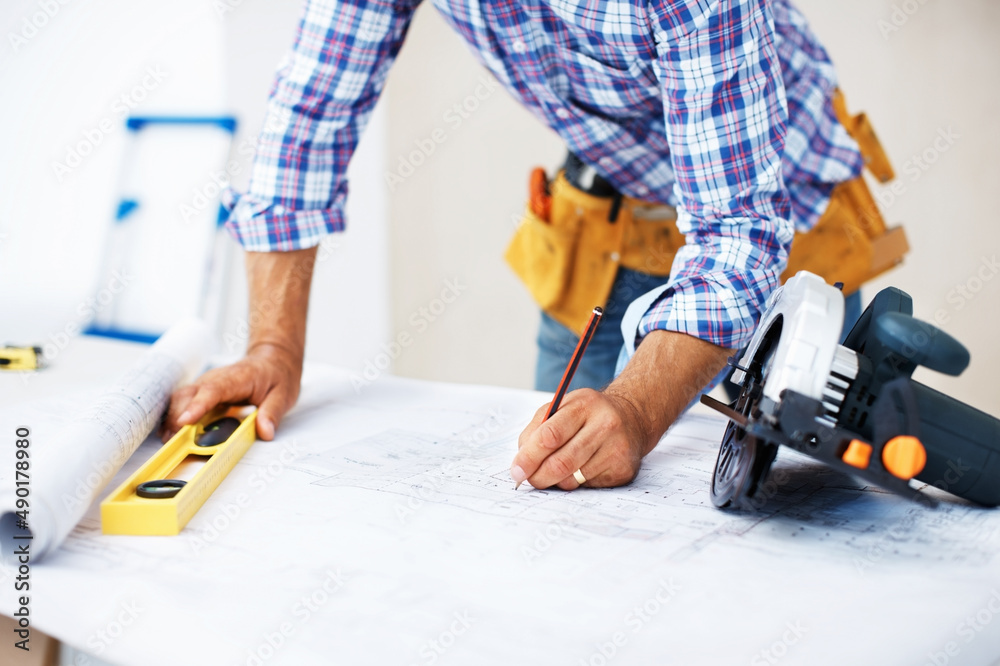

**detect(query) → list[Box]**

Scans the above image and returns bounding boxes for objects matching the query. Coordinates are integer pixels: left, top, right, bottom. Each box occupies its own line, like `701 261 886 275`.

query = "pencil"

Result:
515 306 603 489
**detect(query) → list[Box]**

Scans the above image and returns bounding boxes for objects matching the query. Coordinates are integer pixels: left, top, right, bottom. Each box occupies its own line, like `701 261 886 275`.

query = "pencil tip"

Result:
514 481 522 490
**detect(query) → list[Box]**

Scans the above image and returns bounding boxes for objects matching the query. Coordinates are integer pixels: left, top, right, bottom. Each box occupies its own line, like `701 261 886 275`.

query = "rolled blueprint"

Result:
0 318 210 562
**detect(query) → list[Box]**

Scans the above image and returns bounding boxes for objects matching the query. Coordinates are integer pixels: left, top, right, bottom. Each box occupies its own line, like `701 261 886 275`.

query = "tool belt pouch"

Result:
504 201 580 314
505 174 681 335
781 177 909 295
782 91 909 294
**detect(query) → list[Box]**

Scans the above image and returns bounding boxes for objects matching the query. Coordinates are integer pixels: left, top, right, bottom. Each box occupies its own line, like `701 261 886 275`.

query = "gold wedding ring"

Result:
573 469 586 485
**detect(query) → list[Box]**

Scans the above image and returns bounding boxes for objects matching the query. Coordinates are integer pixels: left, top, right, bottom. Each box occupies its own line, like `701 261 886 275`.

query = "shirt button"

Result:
273 205 286 215
634 185 649 197
555 107 570 120
599 157 615 169
512 40 527 54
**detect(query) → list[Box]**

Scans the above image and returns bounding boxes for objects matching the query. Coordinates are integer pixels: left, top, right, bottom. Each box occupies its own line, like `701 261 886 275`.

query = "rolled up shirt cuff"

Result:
635 270 777 351
221 188 346 253
625 219 792 354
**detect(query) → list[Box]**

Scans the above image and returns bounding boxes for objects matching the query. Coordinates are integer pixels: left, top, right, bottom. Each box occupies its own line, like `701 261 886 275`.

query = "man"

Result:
164 0 884 492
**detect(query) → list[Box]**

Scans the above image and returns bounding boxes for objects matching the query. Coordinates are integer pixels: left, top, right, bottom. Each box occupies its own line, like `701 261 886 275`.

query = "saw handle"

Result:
876 378 1000 507
874 312 970 377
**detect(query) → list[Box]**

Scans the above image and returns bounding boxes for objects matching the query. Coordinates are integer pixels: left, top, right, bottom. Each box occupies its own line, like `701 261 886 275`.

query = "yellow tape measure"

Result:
101 407 257 535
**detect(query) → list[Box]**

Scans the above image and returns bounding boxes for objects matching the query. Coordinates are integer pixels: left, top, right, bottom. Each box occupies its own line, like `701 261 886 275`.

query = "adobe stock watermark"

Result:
213 0 246 19
51 66 170 182
84 600 144 658
939 255 1000 319
730 466 792 512
577 579 681 666
66 651 99 666
178 107 293 226
60 457 120 513
521 513 571 565
384 75 501 192
877 0 935 40
874 126 959 212
395 407 509 524
750 621 808 665
394 461 464 524
854 461 971 575
222 233 343 353
190 440 304 555
924 589 1000 666
244 568 349 666
177 164 238 226
8 0 71 53
407 610 476 666
520 502 587 566
349 277 469 393
24 269 134 386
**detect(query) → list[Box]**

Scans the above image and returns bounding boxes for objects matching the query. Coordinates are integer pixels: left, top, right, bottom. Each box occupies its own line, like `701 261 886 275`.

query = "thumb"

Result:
256 385 292 440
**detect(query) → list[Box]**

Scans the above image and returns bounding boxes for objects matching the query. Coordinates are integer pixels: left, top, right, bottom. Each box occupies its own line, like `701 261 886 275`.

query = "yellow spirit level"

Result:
101 407 257 535
0 346 44 371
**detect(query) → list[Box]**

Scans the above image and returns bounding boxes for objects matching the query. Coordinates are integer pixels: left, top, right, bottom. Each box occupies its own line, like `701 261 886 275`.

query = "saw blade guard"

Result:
731 271 845 415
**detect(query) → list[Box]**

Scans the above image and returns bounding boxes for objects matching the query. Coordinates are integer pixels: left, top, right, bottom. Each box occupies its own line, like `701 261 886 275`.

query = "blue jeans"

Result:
534 268 864 392
535 268 666 391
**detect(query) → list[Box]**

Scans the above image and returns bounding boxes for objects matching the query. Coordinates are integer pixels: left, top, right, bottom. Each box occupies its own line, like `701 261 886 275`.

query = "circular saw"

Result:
701 271 1000 510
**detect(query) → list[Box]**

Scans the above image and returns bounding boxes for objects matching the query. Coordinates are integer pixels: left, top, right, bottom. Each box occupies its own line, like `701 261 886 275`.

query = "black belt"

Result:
562 151 624 222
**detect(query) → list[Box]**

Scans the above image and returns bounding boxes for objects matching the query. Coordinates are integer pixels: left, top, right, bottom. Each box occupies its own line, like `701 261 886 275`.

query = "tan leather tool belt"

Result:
505 92 908 335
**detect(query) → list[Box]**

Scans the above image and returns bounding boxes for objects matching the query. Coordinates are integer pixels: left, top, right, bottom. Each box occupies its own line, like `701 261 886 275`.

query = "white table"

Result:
2 337 1000 666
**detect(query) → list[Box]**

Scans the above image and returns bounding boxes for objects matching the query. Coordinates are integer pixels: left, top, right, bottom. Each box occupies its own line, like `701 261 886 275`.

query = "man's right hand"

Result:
161 343 303 442
161 246 319 443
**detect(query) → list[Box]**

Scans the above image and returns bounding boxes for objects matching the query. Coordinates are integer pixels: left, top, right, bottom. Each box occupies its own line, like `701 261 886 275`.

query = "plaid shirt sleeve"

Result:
222 0 418 252
637 0 794 351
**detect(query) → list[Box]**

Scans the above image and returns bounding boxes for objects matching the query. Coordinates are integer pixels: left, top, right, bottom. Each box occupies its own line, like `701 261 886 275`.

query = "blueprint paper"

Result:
0 318 209 562
0 364 999 665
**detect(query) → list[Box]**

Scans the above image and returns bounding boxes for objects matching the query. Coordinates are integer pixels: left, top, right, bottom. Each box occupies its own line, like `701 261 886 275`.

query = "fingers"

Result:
256 384 294 441
173 377 237 428
161 385 198 441
555 458 595 491
161 349 304 443
161 364 260 440
511 390 593 488
527 423 602 489
550 435 642 490
562 442 641 489
511 389 645 491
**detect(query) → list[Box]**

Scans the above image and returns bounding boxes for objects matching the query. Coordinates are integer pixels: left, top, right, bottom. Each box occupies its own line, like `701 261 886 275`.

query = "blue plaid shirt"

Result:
224 0 863 350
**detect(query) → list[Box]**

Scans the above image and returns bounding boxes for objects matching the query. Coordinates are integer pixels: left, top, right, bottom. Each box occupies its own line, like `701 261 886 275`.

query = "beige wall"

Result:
384 3 562 391
384 0 1000 415
222 0 392 372
794 0 1000 415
